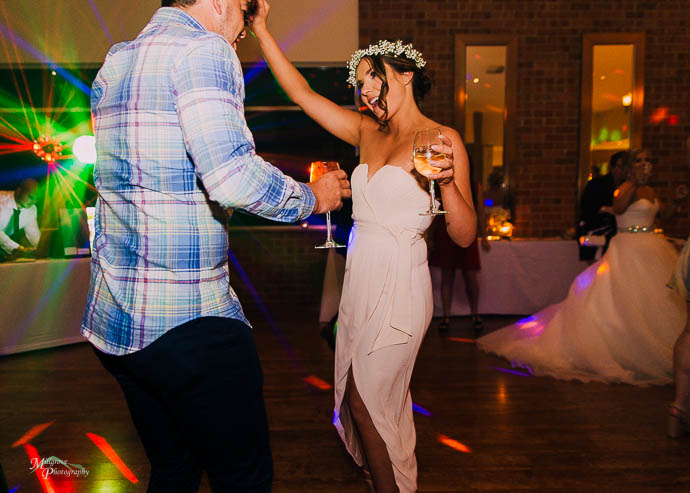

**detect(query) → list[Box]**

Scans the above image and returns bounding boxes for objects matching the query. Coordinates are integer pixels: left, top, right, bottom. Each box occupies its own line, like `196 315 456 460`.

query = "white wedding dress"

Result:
478 198 687 385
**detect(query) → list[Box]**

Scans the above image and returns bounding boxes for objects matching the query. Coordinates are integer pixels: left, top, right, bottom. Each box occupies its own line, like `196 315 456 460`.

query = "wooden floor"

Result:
2 310 690 492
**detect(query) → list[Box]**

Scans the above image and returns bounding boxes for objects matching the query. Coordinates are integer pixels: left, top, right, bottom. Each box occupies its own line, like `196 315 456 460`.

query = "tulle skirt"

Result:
478 233 687 385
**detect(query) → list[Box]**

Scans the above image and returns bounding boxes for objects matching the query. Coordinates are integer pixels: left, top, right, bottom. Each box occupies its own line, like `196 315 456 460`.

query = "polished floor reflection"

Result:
1 312 689 492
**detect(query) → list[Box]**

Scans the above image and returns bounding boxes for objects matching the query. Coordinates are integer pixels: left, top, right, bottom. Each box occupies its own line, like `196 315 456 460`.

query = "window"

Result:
454 35 517 190
579 33 645 196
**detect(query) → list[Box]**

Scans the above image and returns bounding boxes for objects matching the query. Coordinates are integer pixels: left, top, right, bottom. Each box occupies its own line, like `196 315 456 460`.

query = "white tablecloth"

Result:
0 257 91 355
431 239 589 316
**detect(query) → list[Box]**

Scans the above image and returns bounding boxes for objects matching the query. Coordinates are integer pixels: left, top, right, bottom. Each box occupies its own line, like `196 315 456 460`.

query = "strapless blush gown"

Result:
478 199 687 385
334 164 434 492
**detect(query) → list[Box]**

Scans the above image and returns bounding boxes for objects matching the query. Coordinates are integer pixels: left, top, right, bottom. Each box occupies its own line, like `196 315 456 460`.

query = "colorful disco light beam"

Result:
437 434 472 453
447 337 476 343
491 366 533 378
23 443 58 493
52 164 85 206
0 113 32 143
88 0 114 44
304 375 332 390
54 161 98 195
86 433 138 484
0 142 33 155
412 403 432 417
227 247 302 365
510 360 534 375
0 21 91 95
12 422 54 448
227 247 334 406
0 38 38 140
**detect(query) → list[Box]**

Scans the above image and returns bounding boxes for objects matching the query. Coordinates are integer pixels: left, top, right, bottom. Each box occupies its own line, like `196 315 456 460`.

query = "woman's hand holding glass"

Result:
413 128 454 215
426 133 455 186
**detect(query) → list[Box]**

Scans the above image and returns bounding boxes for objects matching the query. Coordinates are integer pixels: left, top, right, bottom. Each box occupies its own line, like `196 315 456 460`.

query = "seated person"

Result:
576 151 626 261
0 179 40 260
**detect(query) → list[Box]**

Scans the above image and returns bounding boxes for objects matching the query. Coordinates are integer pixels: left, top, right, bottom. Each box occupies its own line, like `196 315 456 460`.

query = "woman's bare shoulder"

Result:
359 113 380 133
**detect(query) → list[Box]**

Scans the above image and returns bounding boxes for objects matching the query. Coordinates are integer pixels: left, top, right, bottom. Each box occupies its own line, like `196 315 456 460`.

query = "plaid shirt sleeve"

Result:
173 35 315 221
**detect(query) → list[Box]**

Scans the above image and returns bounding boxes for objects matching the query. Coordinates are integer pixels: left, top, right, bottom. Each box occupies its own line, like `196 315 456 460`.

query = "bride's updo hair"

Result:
354 53 433 131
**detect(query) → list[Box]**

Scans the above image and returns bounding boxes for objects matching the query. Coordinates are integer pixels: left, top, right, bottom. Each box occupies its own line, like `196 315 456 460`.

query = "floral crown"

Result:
346 40 426 86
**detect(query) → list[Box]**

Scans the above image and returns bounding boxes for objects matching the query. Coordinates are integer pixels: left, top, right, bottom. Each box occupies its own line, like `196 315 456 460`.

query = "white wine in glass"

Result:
310 161 346 249
413 128 448 215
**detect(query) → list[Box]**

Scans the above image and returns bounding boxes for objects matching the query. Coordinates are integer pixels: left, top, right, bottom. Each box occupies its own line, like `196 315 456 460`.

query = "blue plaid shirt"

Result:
82 8 315 355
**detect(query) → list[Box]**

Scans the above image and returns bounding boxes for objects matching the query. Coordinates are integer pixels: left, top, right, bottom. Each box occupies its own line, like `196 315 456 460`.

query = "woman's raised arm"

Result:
250 0 363 147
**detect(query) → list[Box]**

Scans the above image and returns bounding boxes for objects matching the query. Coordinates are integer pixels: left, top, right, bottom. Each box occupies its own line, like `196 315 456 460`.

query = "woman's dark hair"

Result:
622 148 645 177
354 52 432 132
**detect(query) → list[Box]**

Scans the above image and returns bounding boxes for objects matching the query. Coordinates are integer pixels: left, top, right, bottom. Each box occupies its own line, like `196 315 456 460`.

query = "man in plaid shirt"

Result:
82 0 351 491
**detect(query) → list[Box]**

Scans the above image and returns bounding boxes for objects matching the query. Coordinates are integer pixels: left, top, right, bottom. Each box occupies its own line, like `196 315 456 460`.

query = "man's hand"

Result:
308 169 352 214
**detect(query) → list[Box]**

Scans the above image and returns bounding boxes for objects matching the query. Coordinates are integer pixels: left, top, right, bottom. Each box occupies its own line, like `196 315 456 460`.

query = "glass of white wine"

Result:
413 128 448 215
310 161 346 249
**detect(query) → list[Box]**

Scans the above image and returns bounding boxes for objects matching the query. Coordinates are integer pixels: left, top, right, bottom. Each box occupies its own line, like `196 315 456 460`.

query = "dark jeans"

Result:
93 317 273 493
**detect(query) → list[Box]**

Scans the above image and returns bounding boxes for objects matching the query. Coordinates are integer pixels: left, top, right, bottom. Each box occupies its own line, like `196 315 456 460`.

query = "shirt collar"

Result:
148 7 207 32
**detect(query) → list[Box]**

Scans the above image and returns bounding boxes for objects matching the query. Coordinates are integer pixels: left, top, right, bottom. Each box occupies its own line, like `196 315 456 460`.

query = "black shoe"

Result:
472 315 484 334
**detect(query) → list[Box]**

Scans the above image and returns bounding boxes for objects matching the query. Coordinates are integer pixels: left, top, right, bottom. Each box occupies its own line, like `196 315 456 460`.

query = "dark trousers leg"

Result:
94 316 273 493
96 354 203 491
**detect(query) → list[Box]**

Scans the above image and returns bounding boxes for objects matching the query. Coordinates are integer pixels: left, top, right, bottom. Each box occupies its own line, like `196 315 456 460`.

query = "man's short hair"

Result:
609 151 626 170
162 0 198 7
16 178 38 196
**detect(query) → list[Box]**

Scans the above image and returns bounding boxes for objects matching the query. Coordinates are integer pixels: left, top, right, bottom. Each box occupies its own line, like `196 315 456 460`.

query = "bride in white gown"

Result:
478 150 687 385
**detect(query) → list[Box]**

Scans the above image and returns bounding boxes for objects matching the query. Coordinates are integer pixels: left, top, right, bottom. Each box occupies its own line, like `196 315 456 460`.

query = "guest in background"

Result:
478 149 686 385
577 151 626 261
668 236 690 438
0 179 40 260
483 168 513 220
429 175 487 334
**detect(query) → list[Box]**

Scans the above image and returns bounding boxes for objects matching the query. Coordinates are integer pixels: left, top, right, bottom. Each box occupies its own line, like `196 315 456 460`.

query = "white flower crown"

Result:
346 40 426 86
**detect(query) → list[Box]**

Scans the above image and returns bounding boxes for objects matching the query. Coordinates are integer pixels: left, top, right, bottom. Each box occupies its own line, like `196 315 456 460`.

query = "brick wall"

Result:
359 0 690 237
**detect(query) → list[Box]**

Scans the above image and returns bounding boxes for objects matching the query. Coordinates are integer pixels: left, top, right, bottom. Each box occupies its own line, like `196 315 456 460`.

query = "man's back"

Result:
83 8 314 355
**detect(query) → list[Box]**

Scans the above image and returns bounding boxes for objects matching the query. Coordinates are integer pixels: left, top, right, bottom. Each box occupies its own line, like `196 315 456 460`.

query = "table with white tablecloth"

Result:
0 257 91 355
431 239 589 316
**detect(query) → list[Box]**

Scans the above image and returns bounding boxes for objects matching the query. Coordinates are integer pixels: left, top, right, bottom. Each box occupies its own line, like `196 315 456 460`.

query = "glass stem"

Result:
325 212 333 243
429 179 436 213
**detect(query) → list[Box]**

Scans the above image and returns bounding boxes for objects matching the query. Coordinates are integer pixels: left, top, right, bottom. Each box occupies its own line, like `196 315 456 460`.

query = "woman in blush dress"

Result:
478 149 686 385
249 2 477 491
